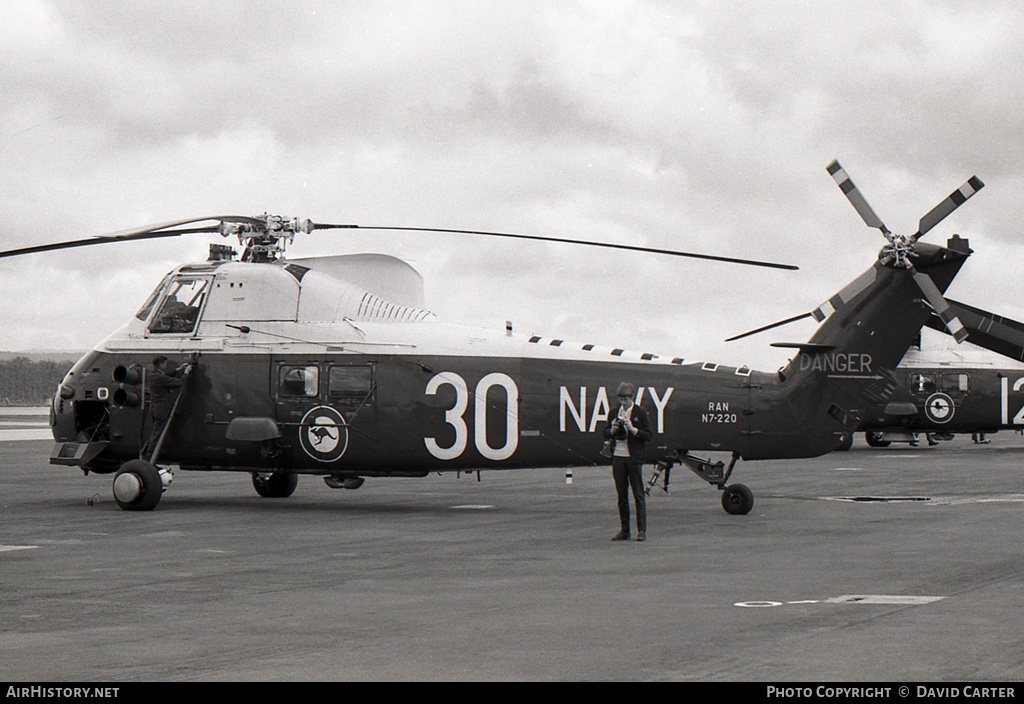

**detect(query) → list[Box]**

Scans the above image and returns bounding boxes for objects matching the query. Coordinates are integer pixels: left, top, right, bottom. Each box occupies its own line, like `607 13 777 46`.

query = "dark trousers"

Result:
141 411 169 460
612 456 646 533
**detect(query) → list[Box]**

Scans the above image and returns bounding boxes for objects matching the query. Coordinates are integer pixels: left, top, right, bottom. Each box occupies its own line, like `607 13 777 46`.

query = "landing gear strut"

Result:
651 450 754 515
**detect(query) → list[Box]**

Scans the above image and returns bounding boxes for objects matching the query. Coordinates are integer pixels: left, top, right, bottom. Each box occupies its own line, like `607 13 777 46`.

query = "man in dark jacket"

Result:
603 382 653 541
142 355 192 460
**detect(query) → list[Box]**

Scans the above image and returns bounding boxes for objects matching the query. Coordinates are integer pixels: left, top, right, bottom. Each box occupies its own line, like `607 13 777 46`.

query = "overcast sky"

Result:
2 1 1022 371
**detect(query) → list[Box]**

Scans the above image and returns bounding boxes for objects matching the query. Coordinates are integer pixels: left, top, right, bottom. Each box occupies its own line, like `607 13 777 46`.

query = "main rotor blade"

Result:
725 312 813 342
0 227 221 259
912 269 968 343
912 176 984 242
827 160 890 235
320 224 799 271
0 216 799 271
92 216 264 239
0 216 258 260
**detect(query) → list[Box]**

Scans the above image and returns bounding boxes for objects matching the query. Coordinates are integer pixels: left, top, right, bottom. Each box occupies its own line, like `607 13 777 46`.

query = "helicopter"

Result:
728 291 1024 449
849 299 1024 447
0 161 985 513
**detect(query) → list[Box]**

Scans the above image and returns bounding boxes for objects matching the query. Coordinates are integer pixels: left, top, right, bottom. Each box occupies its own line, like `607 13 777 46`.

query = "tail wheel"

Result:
252 472 298 498
865 431 891 448
721 483 754 515
324 476 365 490
112 460 163 511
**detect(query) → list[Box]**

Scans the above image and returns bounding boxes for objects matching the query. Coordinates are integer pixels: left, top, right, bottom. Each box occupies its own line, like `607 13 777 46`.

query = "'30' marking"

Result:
424 372 519 461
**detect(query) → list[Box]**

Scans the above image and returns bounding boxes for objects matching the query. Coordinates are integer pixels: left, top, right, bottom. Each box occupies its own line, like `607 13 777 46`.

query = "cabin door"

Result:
271 358 378 467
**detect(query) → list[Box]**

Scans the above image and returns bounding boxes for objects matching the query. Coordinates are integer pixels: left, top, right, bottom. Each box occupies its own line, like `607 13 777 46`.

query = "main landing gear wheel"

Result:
721 483 754 515
252 472 298 498
112 459 163 511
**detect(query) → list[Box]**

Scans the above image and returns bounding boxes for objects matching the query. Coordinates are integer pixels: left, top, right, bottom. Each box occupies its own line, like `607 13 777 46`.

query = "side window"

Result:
328 366 373 406
910 373 936 394
149 278 209 334
279 366 319 398
942 373 968 393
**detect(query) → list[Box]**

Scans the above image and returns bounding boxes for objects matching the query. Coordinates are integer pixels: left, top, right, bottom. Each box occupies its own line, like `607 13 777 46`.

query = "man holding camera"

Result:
603 382 653 542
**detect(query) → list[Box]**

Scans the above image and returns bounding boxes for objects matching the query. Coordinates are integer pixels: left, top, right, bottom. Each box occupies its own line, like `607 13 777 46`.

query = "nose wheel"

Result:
112 459 166 511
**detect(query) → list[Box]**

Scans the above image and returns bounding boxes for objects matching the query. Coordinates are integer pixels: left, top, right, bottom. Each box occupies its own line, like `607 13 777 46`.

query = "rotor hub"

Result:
219 214 314 262
879 233 914 269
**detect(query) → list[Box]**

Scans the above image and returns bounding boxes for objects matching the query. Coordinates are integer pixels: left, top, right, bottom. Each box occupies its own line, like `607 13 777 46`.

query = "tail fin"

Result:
780 238 971 423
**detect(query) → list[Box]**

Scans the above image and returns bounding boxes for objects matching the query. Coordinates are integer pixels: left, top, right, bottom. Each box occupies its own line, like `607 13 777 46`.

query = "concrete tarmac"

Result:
1 431 1023 682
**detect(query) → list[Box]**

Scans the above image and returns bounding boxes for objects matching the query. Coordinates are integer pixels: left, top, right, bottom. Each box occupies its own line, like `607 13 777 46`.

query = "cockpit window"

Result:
135 275 171 322
148 278 210 334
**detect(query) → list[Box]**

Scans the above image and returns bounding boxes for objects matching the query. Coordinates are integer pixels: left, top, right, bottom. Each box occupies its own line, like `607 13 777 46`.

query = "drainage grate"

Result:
827 594 945 605
826 496 931 503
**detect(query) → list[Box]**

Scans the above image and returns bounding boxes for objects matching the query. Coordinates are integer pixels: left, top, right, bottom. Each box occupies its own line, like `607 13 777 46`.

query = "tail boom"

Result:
743 241 971 460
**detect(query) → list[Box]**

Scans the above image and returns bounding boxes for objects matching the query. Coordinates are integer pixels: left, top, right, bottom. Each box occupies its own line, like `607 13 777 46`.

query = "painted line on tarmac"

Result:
0 429 52 441
450 505 496 510
0 407 49 416
0 545 39 553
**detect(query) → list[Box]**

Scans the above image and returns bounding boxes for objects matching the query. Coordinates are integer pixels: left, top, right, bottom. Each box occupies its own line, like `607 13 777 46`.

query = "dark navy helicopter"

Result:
0 162 985 512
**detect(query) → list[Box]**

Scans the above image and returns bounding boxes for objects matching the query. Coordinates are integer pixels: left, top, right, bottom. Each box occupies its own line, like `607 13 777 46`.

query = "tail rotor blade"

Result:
726 261 885 342
811 261 884 322
912 176 985 242
827 160 890 235
912 270 968 343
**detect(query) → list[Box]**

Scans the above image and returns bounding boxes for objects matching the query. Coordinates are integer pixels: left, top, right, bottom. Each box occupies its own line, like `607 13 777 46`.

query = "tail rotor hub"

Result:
880 233 914 269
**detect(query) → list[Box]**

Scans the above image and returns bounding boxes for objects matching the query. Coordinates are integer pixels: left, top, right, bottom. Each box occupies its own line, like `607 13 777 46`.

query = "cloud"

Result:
0 0 1021 373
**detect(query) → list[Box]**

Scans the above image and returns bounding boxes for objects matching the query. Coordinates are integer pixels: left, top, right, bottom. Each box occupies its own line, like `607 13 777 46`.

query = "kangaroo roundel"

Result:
299 406 349 462
924 393 955 424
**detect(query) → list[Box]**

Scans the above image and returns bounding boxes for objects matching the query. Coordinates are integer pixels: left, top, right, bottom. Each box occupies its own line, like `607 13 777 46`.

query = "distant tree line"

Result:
0 357 70 406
